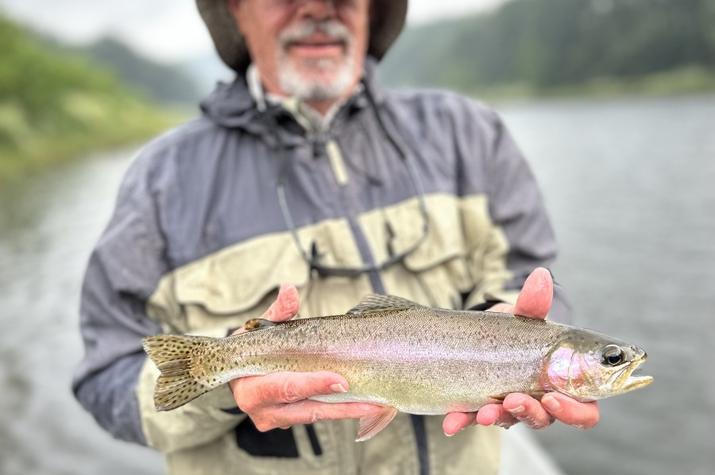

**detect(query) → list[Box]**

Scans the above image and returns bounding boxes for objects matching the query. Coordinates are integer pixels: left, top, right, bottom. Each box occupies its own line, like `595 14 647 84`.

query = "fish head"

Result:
544 329 653 402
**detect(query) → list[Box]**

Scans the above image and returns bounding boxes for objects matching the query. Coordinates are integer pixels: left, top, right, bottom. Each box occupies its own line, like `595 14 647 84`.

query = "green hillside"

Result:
381 0 715 98
77 36 200 105
0 16 179 183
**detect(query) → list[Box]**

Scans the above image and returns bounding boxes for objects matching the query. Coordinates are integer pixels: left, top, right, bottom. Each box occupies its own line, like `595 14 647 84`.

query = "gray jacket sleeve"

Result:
72 152 166 445
480 105 571 323
388 91 571 322
422 93 571 322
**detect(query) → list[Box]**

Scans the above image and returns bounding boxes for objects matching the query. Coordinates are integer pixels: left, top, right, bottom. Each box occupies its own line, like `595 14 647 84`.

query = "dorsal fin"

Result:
347 294 427 315
243 318 277 331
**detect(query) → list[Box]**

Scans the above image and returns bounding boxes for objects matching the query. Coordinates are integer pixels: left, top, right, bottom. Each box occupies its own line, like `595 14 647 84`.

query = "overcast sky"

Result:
0 0 505 62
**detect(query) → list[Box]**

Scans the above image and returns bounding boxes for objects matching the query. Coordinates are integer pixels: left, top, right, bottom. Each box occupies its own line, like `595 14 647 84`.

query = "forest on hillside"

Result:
381 0 715 95
0 16 179 182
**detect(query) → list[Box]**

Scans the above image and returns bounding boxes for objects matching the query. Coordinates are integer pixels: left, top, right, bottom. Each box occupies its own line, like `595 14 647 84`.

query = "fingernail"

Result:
509 405 525 415
542 395 561 412
445 427 462 437
330 383 348 393
574 424 586 430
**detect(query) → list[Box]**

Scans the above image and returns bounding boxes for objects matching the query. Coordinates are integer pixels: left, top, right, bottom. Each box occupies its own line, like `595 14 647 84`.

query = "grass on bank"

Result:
0 93 179 183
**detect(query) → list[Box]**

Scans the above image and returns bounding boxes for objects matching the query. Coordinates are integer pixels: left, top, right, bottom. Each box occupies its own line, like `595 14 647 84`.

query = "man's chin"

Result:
291 56 345 74
278 59 357 103
283 80 345 103
294 73 344 91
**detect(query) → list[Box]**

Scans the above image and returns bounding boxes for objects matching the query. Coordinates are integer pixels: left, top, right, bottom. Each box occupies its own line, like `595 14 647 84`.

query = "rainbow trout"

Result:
144 294 652 441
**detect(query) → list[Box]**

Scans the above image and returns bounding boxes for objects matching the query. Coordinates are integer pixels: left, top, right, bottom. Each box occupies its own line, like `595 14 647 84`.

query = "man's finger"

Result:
263 283 300 322
503 393 554 430
442 412 475 436
474 404 501 425
541 392 600 429
253 400 383 432
513 267 553 319
475 404 519 429
233 372 348 410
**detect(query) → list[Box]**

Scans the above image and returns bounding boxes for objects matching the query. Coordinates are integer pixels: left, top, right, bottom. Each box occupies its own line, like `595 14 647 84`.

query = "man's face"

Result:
229 0 370 106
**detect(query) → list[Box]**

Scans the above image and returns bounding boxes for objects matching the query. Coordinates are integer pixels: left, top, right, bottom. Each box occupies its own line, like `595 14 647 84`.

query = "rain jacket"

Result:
73 59 570 475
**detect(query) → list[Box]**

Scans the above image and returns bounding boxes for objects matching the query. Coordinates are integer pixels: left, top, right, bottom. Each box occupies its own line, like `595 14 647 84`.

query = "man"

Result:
73 0 599 473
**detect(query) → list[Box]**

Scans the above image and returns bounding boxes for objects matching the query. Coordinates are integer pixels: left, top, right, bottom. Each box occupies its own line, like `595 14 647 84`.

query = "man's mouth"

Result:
287 35 346 58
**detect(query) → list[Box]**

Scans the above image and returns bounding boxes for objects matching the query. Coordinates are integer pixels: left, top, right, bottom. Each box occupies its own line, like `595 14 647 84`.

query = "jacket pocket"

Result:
359 193 475 309
147 232 310 334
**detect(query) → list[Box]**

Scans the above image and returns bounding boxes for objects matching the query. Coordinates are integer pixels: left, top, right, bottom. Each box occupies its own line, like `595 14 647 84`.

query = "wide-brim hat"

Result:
196 0 408 72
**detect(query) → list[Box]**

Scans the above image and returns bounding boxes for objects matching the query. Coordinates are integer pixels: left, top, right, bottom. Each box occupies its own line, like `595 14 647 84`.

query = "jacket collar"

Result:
200 56 385 139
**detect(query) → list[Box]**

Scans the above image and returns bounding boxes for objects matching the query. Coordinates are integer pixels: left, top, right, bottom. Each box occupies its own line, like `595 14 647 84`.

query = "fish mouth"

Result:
613 356 653 393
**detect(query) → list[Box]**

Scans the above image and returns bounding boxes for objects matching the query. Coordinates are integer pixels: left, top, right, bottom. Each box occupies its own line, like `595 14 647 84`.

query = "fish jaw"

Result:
612 356 654 395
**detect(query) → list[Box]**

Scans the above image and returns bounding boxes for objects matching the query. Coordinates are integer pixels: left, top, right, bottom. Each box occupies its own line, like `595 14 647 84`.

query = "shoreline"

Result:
0 100 182 185
471 66 715 105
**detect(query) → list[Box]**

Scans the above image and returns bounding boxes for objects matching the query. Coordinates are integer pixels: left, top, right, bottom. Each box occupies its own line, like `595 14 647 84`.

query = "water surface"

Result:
501 94 715 475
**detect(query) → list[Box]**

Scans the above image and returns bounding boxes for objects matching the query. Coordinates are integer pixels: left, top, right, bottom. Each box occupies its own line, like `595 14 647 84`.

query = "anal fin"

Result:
356 406 398 442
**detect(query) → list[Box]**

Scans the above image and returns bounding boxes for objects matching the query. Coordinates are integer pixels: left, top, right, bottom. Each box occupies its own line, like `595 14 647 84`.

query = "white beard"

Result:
277 55 356 102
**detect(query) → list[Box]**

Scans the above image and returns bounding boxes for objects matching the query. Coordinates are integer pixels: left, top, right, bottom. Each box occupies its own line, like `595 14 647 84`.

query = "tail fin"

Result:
142 334 221 411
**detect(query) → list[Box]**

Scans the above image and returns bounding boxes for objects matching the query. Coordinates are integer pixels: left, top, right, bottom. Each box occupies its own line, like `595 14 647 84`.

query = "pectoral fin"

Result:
356 406 398 442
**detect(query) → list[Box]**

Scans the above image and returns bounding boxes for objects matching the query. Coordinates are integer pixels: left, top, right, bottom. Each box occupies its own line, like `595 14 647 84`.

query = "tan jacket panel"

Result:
138 193 509 474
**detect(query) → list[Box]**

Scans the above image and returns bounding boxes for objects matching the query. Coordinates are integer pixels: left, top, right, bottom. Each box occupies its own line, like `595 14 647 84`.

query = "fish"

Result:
143 294 653 441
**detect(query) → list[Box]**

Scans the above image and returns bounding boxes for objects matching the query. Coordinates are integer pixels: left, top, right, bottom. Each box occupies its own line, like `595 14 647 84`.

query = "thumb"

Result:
513 268 553 320
263 283 301 322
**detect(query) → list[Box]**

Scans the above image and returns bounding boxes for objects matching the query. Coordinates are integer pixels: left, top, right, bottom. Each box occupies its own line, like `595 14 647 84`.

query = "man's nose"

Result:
295 0 338 20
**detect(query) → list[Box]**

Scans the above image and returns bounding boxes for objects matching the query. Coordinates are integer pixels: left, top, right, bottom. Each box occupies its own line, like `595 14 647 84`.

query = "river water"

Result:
0 95 713 475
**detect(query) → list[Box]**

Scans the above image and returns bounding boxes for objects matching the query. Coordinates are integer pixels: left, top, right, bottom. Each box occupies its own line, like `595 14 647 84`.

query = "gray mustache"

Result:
279 20 351 46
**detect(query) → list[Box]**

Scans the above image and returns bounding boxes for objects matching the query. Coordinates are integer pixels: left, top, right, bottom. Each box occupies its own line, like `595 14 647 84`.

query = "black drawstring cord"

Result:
360 77 430 237
275 80 430 278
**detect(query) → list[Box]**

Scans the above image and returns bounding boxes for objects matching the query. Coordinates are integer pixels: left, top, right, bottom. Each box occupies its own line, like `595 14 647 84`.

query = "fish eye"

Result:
601 345 626 366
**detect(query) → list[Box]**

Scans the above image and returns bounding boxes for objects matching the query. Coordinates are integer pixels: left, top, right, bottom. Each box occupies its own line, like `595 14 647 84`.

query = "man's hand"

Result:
229 284 383 432
442 268 601 436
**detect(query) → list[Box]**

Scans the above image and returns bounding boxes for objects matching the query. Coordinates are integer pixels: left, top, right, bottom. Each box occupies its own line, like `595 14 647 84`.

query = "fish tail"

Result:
142 334 222 411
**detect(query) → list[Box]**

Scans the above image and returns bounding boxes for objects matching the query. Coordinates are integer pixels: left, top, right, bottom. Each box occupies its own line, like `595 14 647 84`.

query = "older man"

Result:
73 0 599 474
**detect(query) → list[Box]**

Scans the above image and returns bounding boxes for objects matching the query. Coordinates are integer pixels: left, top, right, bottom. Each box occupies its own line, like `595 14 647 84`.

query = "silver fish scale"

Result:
210 308 571 414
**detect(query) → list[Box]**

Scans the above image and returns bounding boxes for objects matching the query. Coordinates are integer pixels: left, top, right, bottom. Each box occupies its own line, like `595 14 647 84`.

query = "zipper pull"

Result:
326 139 349 186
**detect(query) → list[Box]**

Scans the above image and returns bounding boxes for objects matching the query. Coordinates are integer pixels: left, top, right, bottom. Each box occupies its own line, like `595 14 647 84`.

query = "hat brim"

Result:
196 0 407 72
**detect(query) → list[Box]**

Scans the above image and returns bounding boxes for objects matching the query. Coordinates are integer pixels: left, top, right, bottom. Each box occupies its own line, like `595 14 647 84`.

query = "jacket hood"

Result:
199 57 385 137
